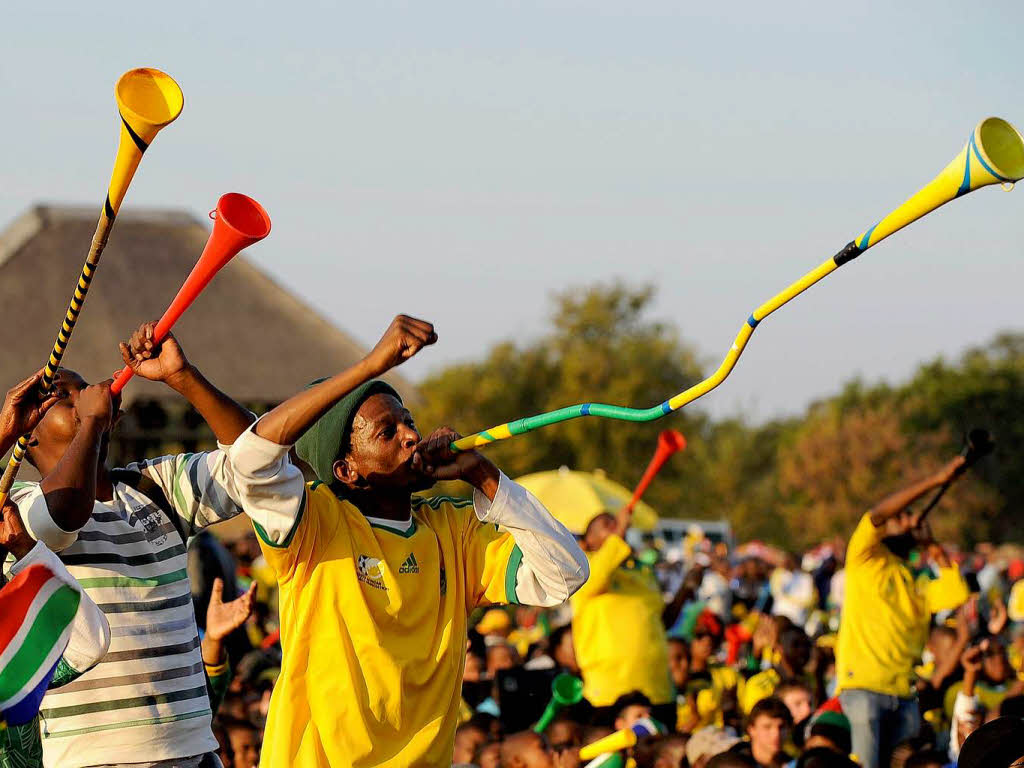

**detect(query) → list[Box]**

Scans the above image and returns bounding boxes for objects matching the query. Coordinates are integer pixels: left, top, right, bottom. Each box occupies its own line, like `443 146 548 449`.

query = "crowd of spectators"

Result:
194 509 1024 768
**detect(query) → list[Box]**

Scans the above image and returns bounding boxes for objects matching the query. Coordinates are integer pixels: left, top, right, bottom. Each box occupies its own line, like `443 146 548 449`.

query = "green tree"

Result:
775 398 999 549
894 332 1024 543
691 416 788 543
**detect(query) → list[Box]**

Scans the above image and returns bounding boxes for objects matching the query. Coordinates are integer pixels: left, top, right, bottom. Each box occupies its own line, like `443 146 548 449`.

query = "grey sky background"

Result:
2 1 1021 423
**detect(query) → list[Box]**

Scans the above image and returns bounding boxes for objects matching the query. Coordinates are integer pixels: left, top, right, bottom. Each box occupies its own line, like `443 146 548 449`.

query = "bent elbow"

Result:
552 548 593 606
518 556 590 608
43 490 94 534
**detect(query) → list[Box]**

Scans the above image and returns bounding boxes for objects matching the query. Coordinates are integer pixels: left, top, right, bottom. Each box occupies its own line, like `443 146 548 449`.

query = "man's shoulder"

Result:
305 481 368 532
121 453 188 473
10 480 40 498
306 481 354 507
411 494 475 512
410 494 478 538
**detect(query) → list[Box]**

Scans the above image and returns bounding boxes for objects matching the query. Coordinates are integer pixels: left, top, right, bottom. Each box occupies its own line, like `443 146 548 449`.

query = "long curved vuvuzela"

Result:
452 117 1024 452
0 69 183 504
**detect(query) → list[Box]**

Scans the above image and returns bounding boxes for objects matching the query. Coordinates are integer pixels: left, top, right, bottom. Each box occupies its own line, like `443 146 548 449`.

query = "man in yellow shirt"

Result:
223 314 589 767
836 455 973 768
571 507 675 728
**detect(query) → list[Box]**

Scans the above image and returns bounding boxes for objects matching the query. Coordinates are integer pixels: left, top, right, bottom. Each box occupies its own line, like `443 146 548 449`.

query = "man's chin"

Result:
882 533 916 560
372 468 435 493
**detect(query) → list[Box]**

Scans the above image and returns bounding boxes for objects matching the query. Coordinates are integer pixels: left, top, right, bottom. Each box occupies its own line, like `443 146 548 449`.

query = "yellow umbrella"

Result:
516 466 659 535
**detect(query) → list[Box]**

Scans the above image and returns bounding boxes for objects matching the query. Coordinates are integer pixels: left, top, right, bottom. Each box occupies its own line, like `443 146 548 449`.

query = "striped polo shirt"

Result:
8 450 241 768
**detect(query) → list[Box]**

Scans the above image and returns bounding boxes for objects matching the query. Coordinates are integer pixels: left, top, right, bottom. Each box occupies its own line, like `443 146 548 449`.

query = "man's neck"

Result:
347 487 413 521
751 745 774 766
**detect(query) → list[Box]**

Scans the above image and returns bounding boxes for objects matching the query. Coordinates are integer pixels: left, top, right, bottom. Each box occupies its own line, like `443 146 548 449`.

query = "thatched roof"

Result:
0 205 416 404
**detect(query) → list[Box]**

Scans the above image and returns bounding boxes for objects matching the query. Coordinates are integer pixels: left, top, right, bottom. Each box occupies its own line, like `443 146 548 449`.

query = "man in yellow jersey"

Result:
836 454 975 768
223 314 589 768
571 505 676 729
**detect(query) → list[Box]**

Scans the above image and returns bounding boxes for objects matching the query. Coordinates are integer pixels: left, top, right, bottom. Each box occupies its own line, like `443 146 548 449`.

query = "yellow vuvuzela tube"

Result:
0 69 183 505
578 727 638 761
453 117 1024 452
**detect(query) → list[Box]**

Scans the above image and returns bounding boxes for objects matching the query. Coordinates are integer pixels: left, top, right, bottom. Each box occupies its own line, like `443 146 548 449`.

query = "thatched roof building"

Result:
0 204 416 469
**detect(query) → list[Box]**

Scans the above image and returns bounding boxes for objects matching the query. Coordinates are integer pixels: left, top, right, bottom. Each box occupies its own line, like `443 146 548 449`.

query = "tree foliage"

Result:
775 399 999 548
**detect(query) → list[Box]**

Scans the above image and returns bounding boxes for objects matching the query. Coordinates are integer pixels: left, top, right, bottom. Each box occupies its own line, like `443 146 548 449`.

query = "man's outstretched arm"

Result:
223 315 436 549
253 314 436 446
119 322 254 445
867 456 965 527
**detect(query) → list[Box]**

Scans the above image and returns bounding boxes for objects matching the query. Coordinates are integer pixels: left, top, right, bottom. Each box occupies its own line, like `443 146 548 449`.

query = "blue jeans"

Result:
839 689 921 768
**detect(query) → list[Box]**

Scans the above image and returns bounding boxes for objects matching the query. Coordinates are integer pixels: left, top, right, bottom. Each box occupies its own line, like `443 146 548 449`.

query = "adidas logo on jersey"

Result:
399 553 420 574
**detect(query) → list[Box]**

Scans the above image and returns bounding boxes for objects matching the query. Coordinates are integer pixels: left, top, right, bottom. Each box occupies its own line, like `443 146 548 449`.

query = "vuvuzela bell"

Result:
108 68 185 214
853 117 1024 251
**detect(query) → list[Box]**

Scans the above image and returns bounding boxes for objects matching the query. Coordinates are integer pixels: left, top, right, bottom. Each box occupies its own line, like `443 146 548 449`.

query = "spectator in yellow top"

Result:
223 315 589 767
570 501 677 729
836 454 973 768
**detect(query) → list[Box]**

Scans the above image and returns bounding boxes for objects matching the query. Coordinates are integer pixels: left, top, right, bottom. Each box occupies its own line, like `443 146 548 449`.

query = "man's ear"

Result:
333 458 366 490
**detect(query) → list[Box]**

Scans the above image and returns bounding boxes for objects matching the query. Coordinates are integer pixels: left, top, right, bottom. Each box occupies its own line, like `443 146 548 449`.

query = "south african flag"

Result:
0 564 80 728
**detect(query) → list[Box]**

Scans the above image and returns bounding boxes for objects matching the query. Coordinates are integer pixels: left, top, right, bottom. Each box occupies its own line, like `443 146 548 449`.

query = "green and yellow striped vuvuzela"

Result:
452 117 1024 453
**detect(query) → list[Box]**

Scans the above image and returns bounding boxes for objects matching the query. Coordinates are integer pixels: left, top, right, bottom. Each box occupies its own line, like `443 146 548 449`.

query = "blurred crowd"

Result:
2 324 1020 768
194 513 1024 768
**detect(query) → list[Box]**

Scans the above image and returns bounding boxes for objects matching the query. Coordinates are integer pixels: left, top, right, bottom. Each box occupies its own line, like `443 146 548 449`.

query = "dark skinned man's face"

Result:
884 510 916 537
28 369 114 461
335 393 432 492
583 513 616 551
881 510 920 559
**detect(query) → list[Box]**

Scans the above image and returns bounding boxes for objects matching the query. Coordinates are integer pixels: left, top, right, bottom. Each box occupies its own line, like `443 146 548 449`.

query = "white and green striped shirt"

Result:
9 450 241 768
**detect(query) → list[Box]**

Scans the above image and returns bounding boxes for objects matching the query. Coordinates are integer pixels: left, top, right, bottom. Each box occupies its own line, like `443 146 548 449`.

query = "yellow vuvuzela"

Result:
0 69 183 505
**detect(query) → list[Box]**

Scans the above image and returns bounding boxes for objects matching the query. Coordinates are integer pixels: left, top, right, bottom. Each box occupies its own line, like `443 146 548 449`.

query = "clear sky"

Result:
2 1 1021 421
